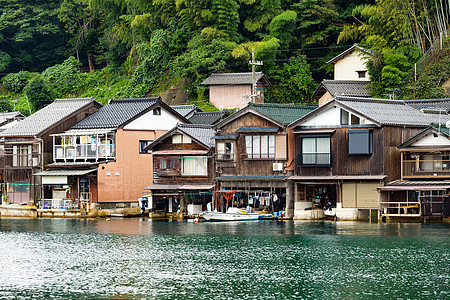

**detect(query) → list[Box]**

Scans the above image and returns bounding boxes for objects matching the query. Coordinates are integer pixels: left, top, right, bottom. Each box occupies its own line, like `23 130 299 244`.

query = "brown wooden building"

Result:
213 102 317 216
288 97 450 220
0 98 102 204
144 124 216 215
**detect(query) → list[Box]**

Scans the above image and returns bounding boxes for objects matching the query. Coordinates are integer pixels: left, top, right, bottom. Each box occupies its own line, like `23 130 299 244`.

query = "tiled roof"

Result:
248 102 317 125
326 44 373 64
0 98 97 137
188 111 227 125
177 124 215 147
71 97 160 129
312 80 371 99
404 98 450 112
170 104 200 117
398 123 450 148
336 96 450 126
202 72 265 85
0 111 23 125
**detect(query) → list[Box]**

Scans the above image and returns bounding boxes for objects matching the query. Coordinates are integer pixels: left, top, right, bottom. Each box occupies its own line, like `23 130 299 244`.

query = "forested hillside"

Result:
0 0 449 115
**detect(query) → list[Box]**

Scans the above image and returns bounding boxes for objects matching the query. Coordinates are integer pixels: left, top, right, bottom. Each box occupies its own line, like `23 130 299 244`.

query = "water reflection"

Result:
0 219 449 299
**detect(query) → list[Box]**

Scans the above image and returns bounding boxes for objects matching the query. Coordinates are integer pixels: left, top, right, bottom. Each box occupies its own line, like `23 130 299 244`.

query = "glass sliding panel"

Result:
253 135 260 158
261 135 268 158
268 135 275 158
316 137 330 164
245 136 253 158
302 138 316 164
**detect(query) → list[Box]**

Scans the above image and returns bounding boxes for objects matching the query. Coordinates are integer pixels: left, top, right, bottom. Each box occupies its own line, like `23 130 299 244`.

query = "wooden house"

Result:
37 97 189 210
213 102 317 216
144 124 216 216
288 96 450 221
0 98 102 204
202 72 270 109
378 123 450 220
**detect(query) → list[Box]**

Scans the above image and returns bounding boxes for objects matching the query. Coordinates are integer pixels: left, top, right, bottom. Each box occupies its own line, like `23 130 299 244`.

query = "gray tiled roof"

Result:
404 98 450 112
170 104 199 117
177 124 215 147
0 98 96 137
0 111 23 124
188 111 227 125
71 97 160 129
202 72 265 85
336 96 450 126
313 80 371 99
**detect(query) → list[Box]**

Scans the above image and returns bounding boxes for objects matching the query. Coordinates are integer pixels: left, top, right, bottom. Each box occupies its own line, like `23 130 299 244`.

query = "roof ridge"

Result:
54 97 95 102
109 97 160 103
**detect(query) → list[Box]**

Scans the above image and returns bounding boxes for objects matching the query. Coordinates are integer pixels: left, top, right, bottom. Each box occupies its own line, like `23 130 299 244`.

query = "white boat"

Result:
201 207 260 221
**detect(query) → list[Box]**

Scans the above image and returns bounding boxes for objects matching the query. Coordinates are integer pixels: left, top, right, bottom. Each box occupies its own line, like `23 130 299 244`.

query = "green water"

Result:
0 219 448 299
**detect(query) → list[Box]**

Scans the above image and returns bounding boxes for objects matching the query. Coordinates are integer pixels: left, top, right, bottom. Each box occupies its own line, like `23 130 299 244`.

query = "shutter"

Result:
342 183 356 208
356 183 380 208
275 134 287 160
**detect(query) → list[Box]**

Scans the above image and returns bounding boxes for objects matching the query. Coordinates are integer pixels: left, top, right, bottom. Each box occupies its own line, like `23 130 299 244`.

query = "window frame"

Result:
245 134 275 159
299 134 331 167
217 141 234 160
356 70 367 78
348 129 372 155
181 156 208 176
155 156 181 171
139 140 153 154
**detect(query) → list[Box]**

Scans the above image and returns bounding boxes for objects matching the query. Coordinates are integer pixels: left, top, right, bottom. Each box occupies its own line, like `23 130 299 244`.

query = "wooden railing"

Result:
0 153 40 169
403 160 450 177
380 201 421 216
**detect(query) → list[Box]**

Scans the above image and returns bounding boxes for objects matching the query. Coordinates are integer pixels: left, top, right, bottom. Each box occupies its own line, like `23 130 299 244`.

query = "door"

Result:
79 178 90 201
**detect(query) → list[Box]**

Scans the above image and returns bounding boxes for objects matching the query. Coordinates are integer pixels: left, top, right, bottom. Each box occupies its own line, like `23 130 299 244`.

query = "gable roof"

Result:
170 104 201 117
71 97 189 130
201 72 270 86
289 96 450 128
327 44 373 64
215 102 317 129
312 80 371 100
398 123 450 149
403 98 450 112
0 98 99 137
188 111 227 125
146 124 215 150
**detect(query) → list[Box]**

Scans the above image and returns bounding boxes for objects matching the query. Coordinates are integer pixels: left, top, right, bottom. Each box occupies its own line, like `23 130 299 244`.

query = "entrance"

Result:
79 178 90 201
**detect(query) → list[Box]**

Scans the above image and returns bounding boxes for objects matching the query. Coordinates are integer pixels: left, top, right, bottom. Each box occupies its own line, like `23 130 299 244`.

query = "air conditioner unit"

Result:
273 163 283 171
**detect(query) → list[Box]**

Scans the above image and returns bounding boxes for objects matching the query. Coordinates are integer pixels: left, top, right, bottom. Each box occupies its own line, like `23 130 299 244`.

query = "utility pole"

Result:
249 49 263 103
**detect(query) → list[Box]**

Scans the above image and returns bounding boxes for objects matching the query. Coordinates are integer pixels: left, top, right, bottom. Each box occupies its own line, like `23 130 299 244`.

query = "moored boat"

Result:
201 207 260 221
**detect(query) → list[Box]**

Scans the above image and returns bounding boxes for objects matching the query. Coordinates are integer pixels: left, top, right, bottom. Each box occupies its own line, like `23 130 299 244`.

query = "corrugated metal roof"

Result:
188 111 227 125
248 102 317 126
71 97 160 129
0 98 97 137
212 134 239 140
313 80 371 99
289 175 386 181
152 150 209 155
236 127 279 133
336 96 450 126
34 169 96 176
144 184 181 190
180 185 215 190
378 180 450 191
216 176 287 181
202 72 265 85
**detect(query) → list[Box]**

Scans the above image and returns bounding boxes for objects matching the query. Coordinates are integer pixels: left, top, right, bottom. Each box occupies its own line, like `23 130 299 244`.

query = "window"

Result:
153 107 161 115
12 145 32 167
156 157 180 170
357 70 367 78
245 135 275 159
300 135 331 166
182 156 207 176
341 109 349 125
139 140 153 154
217 142 234 160
7 182 29 193
348 129 372 155
351 114 360 125
172 134 191 144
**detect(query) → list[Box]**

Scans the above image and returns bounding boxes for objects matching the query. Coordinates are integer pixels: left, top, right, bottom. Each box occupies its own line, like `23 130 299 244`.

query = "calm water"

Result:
0 219 449 299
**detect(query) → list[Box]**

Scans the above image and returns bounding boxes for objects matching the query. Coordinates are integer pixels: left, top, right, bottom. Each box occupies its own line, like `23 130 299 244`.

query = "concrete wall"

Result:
334 50 370 81
210 85 252 109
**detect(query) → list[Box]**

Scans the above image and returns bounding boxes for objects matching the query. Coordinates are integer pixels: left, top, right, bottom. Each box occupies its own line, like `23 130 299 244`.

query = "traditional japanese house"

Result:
213 102 317 216
202 72 271 109
37 97 189 209
144 124 216 216
378 123 450 220
0 98 102 204
288 96 450 221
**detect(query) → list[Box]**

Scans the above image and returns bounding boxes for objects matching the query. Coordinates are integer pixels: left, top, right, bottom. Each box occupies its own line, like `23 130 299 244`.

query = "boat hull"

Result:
201 211 260 221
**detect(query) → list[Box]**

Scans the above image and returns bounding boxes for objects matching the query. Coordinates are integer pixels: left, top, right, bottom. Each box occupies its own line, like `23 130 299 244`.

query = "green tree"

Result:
24 75 52 110
41 57 85 97
2 71 34 93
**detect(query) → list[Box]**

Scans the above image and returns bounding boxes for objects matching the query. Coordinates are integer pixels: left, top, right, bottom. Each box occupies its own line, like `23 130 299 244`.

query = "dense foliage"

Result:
1 0 450 114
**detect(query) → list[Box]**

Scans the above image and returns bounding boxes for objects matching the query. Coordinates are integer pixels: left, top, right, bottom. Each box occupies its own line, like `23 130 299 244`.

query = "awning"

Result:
236 127 279 133
179 185 215 190
212 134 239 140
152 150 208 155
293 129 336 134
34 169 97 176
144 184 182 190
216 176 287 181
289 175 386 181
378 185 450 191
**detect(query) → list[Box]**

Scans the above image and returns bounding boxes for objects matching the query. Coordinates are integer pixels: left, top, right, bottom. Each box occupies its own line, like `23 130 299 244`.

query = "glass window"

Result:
139 140 153 154
218 142 234 160
157 157 180 170
357 70 367 78
300 136 331 166
182 156 207 176
153 107 161 115
341 109 349 125
245 135 275 159
348 130 372 155
351 114 360 125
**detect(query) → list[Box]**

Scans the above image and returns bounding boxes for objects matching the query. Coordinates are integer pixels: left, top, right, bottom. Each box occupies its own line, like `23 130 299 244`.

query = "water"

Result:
0 219 449 299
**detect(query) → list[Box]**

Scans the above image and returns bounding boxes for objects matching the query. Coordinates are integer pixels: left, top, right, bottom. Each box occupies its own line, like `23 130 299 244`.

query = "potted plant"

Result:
2 195 9 205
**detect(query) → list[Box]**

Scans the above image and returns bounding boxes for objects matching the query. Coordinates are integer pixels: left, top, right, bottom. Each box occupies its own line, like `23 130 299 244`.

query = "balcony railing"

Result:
54 143 115 161
0 153 40 168
297 153 331 166
403 159 450 177
380 201 421 216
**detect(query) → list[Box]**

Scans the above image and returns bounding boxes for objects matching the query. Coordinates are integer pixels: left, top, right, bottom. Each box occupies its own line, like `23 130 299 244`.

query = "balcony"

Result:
52 131 115 162
402 159 450 178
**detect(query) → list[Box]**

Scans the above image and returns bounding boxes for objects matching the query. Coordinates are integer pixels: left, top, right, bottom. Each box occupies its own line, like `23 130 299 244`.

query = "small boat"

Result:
201 207 260 221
